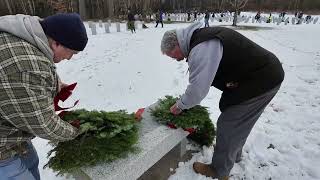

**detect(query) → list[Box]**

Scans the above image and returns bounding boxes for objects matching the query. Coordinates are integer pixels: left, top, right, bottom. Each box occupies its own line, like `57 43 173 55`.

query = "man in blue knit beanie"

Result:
0 13 87 180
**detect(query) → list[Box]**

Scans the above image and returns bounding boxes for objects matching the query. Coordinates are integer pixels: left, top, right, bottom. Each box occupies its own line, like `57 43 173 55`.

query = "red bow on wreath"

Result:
54 83 79 118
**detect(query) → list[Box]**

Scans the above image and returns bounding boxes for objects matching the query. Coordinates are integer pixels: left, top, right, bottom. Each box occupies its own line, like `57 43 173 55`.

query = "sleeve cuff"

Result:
176 99 187 110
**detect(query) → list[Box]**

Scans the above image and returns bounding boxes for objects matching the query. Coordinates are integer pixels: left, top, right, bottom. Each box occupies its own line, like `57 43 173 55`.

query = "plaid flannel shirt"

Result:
0 32 78 159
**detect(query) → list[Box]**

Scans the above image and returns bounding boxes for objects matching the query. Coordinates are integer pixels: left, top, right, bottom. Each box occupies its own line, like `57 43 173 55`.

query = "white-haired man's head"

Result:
161 30 185 61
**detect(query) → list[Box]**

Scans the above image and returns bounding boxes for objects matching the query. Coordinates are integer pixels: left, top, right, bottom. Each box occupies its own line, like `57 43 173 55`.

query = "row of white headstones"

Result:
88 20 146 35
87 14 319 35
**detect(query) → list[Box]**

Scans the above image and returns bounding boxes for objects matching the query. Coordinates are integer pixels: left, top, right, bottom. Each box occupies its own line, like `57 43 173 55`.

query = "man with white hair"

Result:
160 23 284 180
0 13 88 179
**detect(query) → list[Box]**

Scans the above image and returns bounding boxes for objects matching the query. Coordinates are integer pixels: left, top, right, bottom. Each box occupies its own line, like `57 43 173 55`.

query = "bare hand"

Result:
170 103 183 115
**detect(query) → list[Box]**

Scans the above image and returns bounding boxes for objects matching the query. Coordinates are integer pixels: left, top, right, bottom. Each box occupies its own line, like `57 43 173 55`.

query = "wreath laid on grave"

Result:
44 83 139 175
150 96 215 146
44 109 139 175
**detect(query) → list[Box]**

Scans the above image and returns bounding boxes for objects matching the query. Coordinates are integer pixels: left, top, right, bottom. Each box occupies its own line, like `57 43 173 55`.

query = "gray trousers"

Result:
211 85 280 178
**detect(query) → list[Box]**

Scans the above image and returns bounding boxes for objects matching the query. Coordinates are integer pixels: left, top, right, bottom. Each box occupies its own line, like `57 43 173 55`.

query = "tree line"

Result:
1 0 320 19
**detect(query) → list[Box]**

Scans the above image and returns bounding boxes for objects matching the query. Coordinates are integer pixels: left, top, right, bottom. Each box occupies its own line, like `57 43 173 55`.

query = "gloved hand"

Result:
70 119 80 129
170 103 183 115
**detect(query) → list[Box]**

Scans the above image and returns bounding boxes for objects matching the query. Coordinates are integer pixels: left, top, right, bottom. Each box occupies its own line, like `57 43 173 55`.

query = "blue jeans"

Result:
0 141 40 180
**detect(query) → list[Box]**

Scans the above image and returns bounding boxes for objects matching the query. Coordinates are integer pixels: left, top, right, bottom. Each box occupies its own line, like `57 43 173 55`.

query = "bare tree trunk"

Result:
109 0 114 18
96 0 102 18
230 0 248 26
90 0 95 18
20 0 28 14
5 0 13 14
79 0 87 19
232 3 238 26
27 0 34 15
218 0 225 11
32 0 36 14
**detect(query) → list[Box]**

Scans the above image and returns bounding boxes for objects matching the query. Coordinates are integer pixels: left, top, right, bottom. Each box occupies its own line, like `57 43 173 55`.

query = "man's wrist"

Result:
176 101 183 111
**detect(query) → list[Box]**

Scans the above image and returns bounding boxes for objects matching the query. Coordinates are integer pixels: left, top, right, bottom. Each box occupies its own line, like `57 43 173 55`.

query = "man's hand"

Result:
170 103 183 115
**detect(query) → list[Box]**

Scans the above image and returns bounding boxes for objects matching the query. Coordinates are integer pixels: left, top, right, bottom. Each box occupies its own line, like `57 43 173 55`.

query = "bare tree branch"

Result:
5 0 13 14
239 0 249 9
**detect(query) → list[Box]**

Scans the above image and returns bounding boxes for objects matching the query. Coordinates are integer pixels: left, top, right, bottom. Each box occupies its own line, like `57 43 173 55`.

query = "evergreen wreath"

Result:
44 109 139 175
151 96 215 146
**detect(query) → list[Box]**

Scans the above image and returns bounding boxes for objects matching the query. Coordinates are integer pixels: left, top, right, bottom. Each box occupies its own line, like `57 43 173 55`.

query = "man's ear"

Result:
48 37 58 50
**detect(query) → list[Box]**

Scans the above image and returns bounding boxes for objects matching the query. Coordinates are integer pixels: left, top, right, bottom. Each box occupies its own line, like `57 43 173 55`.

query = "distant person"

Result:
297 12 304 24
279 12 286 22
134 14 139 21
306 15 312 22
155 10 164 28
267 13 272 23
127 10 136 33
204 11 210 27
255 11 261 22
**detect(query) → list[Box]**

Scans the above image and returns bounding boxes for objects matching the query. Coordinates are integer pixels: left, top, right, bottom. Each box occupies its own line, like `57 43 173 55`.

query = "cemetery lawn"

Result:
34 12 320 180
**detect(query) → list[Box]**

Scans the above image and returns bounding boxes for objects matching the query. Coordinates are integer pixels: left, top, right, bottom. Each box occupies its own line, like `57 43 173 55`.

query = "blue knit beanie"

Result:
40 13 88 51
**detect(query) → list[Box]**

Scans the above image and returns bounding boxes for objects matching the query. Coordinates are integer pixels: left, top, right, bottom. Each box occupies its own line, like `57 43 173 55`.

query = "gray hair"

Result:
161 30 178 53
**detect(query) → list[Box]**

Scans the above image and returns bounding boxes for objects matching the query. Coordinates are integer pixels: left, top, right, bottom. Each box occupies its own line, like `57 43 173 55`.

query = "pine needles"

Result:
151 96 215 146
44 109 139 175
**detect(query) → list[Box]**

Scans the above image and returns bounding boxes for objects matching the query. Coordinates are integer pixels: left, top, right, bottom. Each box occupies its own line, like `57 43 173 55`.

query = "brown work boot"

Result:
193 162 229 180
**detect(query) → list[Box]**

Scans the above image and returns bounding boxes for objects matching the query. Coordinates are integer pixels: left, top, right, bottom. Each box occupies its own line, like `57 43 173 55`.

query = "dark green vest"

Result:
189 27 284 111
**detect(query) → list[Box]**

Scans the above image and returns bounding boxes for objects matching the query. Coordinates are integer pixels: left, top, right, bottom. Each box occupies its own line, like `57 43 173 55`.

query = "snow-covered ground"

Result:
34 14 320 180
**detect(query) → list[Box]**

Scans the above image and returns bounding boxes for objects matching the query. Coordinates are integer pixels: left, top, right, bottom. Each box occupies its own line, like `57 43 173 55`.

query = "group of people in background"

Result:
255 10 312 24
127 9 164 33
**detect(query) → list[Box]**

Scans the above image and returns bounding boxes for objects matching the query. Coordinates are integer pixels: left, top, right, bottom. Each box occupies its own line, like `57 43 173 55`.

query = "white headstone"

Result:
88 21 93 28
99 20 103 27
292 17 295 24
134 21 139 29
116 22 120 32
285 17 289 25
245 17 250 23
224 16 228 22
104 23 110 33
262 16 267 23
90 23 97 35
277 18 281 25
108 19 112 27
313 17 319 24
